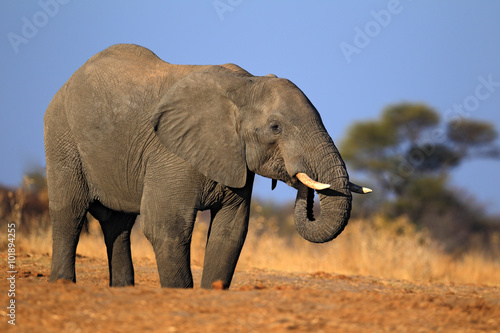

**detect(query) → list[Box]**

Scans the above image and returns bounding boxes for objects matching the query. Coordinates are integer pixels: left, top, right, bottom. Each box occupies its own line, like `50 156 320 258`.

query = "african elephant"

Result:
44 44 370 289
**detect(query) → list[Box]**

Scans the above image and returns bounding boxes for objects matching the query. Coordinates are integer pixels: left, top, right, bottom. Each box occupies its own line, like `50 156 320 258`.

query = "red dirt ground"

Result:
1 252 499 332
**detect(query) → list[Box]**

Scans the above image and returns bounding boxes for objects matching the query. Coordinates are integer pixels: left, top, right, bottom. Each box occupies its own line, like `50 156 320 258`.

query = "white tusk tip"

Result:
296 173 331 191
349 182 373 194
316 183 331 190
361 187 372 194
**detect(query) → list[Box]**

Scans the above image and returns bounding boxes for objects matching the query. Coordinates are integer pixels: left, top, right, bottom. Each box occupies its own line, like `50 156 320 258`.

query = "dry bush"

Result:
0 176 50 236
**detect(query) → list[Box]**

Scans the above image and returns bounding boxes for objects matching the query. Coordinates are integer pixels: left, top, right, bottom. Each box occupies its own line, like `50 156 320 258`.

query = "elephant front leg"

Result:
141 210 196 288
201 200 251 289
152 236 194 288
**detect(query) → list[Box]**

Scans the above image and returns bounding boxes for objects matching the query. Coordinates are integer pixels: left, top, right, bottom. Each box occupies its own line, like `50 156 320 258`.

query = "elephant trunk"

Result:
293 153 352 243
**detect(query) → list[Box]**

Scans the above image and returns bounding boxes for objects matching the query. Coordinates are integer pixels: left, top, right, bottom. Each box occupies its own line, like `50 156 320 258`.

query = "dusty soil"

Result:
1 252 499 332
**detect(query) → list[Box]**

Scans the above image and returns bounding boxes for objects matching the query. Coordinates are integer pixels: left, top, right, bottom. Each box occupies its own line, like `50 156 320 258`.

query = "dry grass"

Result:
11 213 500 286
240 215 500 285
2 179 499 286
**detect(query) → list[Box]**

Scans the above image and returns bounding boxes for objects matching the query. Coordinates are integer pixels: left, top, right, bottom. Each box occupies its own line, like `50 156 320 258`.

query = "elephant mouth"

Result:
291 171 372 243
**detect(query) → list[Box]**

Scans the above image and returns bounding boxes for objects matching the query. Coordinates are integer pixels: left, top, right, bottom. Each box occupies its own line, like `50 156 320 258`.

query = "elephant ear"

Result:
151 67 250 188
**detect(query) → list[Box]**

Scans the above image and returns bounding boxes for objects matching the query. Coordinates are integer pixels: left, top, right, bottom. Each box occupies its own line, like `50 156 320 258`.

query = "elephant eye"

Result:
270 121 282 135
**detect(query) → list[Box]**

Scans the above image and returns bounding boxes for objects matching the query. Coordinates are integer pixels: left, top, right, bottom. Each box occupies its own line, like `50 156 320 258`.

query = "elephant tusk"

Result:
349 182 372 194
296 173 331 190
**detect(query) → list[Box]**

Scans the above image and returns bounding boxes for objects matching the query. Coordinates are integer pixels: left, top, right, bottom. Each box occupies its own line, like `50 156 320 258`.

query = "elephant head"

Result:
152 66 370 243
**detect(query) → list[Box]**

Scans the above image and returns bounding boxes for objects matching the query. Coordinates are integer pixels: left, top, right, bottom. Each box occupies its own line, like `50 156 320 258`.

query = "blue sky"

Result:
1 1 500 213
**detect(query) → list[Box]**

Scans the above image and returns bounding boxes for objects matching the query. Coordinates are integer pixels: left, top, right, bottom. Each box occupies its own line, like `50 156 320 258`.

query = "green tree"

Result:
341 103 499 197
340 103 500 248
448 119 499 158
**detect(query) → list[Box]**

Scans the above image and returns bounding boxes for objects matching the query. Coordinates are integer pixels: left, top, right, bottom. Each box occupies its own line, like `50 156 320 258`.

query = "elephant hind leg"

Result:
95 206 137 287
49 207 88 283
46 147 90 283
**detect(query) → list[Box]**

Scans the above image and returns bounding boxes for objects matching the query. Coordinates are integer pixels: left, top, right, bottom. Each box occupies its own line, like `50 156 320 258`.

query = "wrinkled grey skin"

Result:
44 44 352 289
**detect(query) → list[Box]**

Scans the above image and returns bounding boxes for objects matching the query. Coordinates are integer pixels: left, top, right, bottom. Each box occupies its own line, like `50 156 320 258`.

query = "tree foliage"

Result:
341 103 499 196
340 103 500 249
448 120 499 158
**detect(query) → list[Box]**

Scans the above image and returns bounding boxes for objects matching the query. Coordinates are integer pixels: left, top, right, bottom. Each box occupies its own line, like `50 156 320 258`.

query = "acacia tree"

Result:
340 103 500 249
341 103 499 198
